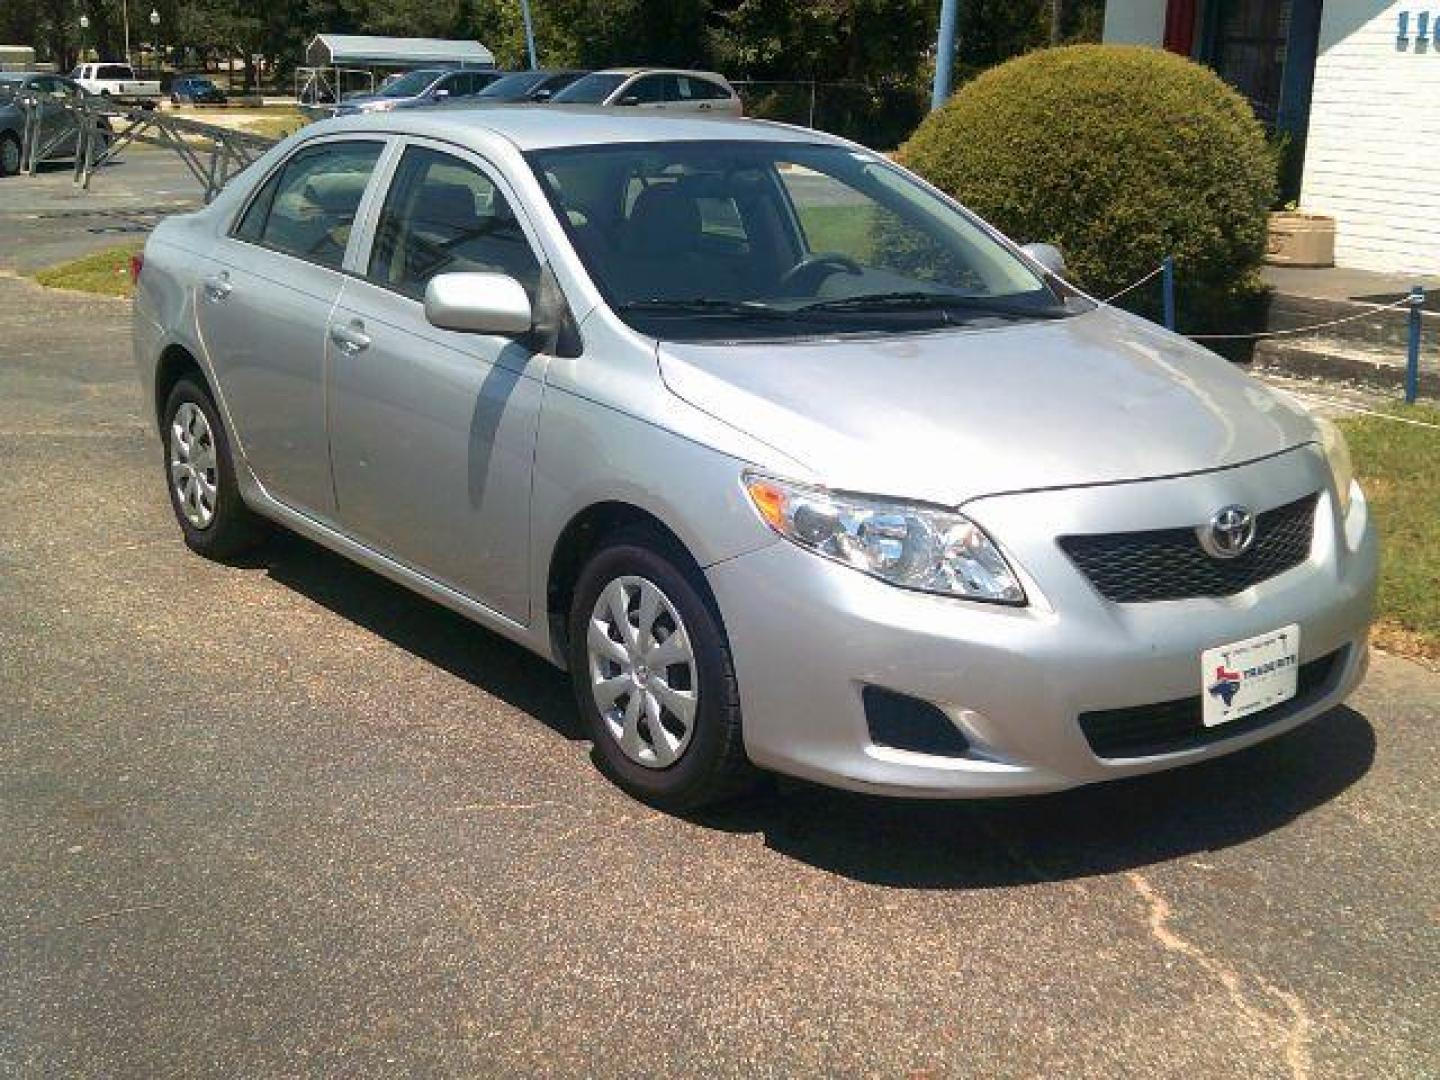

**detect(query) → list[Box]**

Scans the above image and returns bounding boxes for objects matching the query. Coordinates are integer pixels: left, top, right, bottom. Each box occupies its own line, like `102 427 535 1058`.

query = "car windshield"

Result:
527 140 1086 342
477 72 545 98
550 72 626 104
379 69 444 97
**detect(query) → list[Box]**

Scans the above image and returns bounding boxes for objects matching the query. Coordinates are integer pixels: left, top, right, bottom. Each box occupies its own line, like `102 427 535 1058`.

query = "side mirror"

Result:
1020 242 1067 279
532 88 553 101
617 94 640 106
424 272 533 335
433 88 451 99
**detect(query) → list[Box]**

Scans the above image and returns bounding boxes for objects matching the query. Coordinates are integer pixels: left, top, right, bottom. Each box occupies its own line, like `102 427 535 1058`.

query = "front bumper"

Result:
706 447 1378 797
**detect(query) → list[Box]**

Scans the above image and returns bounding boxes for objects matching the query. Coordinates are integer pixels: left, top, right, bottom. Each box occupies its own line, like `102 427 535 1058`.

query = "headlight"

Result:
1315 417 1355 517
744 474 1026 604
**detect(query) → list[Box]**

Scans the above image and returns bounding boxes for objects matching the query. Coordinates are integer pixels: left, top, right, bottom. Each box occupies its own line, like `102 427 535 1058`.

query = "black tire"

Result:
568 530 755 811
0 132 20 178
161 376 265 559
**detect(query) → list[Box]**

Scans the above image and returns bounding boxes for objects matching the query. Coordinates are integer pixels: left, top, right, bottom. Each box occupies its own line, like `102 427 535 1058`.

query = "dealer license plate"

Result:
1201 624 1301 728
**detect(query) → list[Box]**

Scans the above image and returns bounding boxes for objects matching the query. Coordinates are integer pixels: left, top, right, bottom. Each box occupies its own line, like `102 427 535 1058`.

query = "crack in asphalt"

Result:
1127 870 1313 1080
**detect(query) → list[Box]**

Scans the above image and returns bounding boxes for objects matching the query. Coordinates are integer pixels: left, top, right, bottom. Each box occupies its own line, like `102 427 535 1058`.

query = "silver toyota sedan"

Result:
133 108 1377 809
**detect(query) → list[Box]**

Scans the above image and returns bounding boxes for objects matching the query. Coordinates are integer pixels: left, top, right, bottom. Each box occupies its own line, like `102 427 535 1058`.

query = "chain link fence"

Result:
731 80 927 151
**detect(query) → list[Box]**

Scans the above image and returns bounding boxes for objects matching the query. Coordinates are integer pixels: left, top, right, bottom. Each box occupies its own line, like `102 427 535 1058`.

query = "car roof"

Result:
594 67 729 82
314 106 839 152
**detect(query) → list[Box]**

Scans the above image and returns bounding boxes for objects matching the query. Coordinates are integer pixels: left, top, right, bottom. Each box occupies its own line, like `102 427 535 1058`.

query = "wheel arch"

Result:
153 343 211 431
545 500 724 661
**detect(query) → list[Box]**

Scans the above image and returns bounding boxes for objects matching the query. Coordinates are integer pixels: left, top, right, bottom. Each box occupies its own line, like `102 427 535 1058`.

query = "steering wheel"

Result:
778 252 863 295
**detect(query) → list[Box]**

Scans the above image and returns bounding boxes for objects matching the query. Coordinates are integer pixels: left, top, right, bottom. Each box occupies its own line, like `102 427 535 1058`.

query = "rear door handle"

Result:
329 320 371 354
202 273 232 302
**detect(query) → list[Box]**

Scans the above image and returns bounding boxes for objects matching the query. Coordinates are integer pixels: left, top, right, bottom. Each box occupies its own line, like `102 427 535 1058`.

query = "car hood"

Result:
656 306 1318 506
339 93 405 108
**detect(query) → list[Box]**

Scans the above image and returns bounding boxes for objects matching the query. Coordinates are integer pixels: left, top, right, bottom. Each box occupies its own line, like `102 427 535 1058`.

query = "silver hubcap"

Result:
587 575 698 769
169 401 218 529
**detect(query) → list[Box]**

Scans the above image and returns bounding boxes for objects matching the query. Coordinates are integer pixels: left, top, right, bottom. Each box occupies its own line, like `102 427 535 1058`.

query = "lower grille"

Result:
1059 493 1319 603
1078 648 1345 759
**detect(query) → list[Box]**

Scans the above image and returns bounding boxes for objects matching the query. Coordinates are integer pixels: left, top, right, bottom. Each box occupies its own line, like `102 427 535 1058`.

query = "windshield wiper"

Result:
797 291 1069 320
616 298 794 320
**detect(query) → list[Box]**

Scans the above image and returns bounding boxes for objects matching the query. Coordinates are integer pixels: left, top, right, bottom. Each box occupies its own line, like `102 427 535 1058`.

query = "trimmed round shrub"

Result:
898 44 1275 329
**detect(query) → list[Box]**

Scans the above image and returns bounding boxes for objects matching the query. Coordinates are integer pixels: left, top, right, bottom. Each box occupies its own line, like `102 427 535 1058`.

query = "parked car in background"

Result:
133 109 1375 811
70 62 160 107
169 75 227 106
0 72 111 176
549 68 741 114
473 69 587 103
336 68 505 114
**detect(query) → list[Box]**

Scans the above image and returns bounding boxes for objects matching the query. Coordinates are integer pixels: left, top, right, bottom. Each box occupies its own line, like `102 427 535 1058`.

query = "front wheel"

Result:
568 534 754 810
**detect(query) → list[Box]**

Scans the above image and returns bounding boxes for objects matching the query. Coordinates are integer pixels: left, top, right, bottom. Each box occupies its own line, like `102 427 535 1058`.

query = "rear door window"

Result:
233 140 383 271
693 78 732 101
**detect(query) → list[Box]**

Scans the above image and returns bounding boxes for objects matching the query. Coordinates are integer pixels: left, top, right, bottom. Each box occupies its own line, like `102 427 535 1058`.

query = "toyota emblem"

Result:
1198 504 1256 559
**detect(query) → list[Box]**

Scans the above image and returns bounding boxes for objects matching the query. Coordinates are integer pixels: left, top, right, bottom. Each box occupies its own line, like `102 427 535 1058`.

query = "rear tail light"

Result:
128 252 144 284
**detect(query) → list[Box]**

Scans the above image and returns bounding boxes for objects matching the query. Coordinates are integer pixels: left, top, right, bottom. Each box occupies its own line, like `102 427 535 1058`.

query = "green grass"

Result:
32 242 144 299
796 204 878 260
244 110 308 141
1338 402 1440 662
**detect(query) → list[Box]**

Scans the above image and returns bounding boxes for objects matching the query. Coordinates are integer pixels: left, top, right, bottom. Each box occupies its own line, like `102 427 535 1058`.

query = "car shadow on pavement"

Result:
245 531 1375 889
254 530 584 742
695 707 1375 888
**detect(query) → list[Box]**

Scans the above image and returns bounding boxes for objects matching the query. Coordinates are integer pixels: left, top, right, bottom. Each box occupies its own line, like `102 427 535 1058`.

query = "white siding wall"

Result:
1102 0 1168 44
1301 2 1440 275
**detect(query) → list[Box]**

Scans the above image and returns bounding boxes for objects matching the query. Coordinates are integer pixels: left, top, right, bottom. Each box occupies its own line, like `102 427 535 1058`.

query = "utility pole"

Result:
1050 0 1065 45
931 0 959 110
122 0 132 67
520 0 538 69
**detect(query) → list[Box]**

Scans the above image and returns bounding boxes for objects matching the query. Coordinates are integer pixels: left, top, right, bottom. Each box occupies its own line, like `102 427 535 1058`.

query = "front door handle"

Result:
329 320 371 354
202 273 232 302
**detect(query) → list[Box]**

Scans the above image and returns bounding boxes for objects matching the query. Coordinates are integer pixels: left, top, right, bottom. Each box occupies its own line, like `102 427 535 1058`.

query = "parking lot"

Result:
2 155 1437 1077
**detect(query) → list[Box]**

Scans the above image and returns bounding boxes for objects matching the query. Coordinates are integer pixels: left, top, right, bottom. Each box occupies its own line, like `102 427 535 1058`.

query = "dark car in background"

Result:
169 75 228 106
473 69 587 103
336 68 506 114
0 72 111 177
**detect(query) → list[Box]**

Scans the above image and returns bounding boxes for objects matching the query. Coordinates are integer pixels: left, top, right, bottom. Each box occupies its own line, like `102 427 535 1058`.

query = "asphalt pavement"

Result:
1 160 1437 1078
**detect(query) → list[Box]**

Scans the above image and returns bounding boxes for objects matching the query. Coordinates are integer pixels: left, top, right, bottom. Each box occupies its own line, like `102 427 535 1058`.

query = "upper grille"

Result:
1058 493 1318 604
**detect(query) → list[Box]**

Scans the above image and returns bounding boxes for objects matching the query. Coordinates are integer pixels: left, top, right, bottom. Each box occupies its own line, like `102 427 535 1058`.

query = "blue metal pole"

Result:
520 0 538 69
1406 285 1424 404
932 0 960 110
1162 255 1176 331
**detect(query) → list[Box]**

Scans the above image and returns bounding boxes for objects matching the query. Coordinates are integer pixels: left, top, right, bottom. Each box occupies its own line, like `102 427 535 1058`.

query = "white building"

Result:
1103 1 1440 276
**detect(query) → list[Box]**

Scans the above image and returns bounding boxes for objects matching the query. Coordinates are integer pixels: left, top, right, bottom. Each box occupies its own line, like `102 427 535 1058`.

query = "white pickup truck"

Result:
69 63 160 107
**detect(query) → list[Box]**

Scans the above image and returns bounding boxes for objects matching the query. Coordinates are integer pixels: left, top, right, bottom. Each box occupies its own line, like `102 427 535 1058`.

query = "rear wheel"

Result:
0 132 21 177
568 533 754 810
161 376 265 559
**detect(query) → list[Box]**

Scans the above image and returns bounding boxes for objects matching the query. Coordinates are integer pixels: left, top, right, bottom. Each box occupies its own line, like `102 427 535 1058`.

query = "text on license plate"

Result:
1201 624 1301 728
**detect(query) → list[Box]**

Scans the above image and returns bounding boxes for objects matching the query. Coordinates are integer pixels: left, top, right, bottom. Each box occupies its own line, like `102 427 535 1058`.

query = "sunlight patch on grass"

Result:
1339 402 1440 662
32 242 144 298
